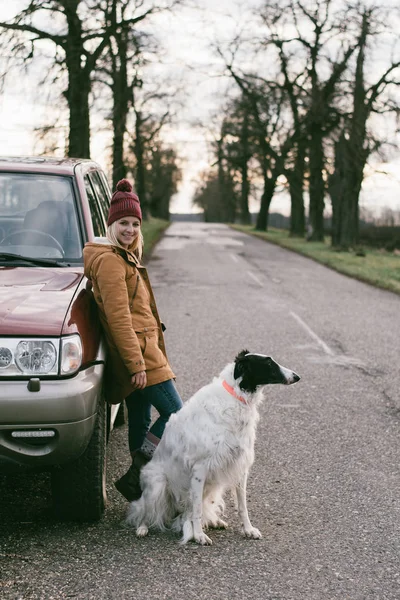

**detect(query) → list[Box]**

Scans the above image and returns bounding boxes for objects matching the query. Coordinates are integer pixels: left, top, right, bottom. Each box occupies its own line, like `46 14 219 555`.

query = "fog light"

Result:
11 430 55 438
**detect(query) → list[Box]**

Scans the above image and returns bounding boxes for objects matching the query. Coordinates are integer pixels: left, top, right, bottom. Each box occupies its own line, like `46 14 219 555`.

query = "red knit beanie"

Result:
107 179 142 226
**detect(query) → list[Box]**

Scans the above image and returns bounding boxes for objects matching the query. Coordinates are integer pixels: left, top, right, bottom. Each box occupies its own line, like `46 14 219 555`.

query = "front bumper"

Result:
0 364 104 471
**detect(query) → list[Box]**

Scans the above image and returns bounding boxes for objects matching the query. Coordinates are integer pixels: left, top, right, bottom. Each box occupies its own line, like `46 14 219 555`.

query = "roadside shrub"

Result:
358 225 400 251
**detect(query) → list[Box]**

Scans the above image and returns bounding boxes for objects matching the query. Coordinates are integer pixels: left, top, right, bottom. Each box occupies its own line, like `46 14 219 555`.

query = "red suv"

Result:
0 156 120 521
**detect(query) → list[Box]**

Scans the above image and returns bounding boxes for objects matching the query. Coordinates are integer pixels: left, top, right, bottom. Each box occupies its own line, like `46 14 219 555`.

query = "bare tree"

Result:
192 168 237 223
126 88 176 219
260 0 358 240
222 57 292 230
0 1 176 158
215 96 257 224
274 41 307 237
215 125 237 223
1 1 112 156
329 7 400 249
147 143 181 220
99 0 183 188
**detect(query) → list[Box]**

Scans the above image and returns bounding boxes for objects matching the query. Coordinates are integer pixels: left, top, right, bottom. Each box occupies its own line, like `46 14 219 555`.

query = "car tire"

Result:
51 398 107 522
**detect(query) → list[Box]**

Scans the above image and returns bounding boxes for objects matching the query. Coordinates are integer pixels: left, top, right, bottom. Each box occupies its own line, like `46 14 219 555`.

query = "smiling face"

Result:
115 216 141 249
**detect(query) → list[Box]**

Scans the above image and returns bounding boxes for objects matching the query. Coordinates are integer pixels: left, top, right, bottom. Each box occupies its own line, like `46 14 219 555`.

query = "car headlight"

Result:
15 340 57 375
0 335 83 377
60 334 82 375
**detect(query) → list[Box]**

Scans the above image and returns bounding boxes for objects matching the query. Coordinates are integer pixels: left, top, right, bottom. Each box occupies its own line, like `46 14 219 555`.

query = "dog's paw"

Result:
195 532 213 546
206 518 228 530
242 526 262 539
136 525 149 538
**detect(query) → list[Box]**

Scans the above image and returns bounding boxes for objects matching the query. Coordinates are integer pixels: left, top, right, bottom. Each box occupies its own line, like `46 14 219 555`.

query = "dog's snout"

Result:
284 370 300 385
280 366 300 385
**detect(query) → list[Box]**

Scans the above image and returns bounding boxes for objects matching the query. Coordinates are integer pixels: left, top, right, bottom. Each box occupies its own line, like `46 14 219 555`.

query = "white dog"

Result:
126 350 300 545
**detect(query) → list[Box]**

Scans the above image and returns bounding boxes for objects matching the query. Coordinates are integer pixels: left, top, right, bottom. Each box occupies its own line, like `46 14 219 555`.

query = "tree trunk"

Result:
67 77 91 157
329 134 346 247
239 111 251 224
332 13 370 249
288 140 306 236
339 157 364 248
217 137 231 222
308 127 325 241
134 111 148 219
256 176 276 231
111 26 129 188
63 1 91 158
240 167 250 224
112 110 127 188
227 170 237 223
149 152 170 220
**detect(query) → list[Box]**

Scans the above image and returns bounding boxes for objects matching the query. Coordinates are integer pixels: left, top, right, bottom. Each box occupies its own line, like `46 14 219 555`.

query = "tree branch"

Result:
0 21 65 46
367 62 400 111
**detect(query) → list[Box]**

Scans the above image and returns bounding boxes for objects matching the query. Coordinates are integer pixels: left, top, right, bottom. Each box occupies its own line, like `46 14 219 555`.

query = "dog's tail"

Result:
125 462 175 532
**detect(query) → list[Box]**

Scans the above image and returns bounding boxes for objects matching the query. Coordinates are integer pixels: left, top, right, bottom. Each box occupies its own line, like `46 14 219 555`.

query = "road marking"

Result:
230 253 239 263
247 271 263 286
290 311 335 356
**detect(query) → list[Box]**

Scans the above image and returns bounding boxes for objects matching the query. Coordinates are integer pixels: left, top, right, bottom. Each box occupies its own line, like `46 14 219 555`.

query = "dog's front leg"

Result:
235 472 262 539
181 464 212 546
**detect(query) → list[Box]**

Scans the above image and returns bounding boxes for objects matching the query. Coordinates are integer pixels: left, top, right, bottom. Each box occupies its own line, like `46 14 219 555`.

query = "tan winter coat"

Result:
83 242 175 404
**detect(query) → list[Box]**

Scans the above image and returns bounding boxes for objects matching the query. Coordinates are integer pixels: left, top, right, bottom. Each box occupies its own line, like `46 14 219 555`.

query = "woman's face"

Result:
115 216 141 249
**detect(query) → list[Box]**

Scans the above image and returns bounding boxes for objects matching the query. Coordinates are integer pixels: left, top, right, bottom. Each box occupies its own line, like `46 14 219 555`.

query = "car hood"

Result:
0 267 83 336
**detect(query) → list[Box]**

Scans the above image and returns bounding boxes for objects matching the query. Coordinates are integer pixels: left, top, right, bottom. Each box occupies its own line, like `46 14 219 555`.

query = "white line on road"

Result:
290 311 335 356
230 253 239 263
247 271 264 286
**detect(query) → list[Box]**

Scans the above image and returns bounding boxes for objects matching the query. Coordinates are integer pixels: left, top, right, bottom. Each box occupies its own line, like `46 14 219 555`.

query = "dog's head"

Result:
233 349 300 393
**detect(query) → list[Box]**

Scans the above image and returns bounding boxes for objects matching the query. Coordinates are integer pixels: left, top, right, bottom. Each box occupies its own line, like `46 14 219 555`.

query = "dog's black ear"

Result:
234 349 250 380
235 349 249 362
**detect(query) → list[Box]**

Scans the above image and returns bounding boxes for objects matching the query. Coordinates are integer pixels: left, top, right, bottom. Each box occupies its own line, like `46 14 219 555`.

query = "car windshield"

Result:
0 173 82 263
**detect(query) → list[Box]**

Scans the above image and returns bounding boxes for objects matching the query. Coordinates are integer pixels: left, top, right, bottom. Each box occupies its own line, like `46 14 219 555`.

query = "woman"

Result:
83 179 183 501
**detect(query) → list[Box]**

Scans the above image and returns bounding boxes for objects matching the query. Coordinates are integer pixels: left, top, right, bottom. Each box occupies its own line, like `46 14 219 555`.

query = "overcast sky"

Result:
0 0 399 216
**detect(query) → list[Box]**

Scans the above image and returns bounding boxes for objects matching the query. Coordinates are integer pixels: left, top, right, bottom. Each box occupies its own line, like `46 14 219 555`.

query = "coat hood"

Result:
83 242 139 280
83 242 114 279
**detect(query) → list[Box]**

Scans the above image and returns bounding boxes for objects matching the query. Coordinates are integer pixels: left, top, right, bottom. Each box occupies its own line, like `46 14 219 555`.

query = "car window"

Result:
84 175 106 237
0 173 82 261
88 171 110 222
98 170 112 198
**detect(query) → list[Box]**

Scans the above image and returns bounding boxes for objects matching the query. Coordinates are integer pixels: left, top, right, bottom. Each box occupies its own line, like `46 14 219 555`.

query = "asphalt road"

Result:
1 222 399 600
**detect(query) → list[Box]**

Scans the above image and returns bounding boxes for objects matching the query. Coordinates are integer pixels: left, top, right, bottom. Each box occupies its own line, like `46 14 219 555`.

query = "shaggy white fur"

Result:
125 352 299 545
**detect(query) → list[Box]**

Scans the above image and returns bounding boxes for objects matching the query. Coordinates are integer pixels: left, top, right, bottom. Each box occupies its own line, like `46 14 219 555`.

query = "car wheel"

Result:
51 398 107 522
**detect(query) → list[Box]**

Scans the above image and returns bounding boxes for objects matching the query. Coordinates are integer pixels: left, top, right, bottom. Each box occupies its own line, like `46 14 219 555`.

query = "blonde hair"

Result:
107 221 144 262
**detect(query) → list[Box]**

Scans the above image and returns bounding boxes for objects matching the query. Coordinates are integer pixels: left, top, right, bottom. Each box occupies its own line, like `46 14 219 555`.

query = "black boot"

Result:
114 451 149 502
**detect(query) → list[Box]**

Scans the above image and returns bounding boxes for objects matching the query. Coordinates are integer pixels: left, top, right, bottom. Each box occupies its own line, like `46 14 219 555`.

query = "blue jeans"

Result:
125 379 183 453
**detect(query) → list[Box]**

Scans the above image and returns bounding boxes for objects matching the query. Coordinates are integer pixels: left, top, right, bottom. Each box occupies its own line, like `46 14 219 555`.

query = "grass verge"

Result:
141 217 170 260
231 224 400 296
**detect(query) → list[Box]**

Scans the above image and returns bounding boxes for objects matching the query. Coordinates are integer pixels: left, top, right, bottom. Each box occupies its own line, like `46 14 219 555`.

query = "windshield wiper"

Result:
0 252 65 268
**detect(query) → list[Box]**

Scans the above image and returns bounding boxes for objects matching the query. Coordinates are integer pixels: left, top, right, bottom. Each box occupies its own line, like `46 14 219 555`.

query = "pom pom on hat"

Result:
116 179 133 193
107 179 142 226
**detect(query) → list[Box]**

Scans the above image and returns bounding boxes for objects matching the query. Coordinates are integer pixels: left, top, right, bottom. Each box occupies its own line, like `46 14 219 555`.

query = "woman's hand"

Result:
131 371 147 390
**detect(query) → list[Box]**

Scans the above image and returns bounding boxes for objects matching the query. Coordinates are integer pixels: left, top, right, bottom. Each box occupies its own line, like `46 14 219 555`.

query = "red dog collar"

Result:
222 380 247 405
